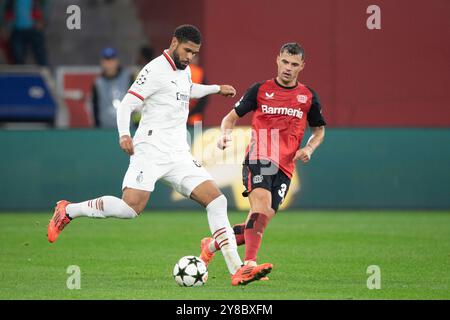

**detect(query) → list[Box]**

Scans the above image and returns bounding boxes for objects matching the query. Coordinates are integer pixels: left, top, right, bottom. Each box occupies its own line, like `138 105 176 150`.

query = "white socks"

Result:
66 196 137 219
208 240 218 253
65 194 242 274
206 195 243 274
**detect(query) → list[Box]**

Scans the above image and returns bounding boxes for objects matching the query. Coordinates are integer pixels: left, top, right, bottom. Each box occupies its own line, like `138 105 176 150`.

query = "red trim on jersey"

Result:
128 90 144 101
163 50 177 71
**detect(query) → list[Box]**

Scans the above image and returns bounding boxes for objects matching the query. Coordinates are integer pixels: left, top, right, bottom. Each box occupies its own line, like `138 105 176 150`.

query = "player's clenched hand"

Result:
218 85 236 97
119 135 134 155
217 135 232 150
293 146 313 163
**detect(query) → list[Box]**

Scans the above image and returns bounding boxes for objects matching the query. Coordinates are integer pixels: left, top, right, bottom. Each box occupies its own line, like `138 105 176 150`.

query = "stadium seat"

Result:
0 66 57 126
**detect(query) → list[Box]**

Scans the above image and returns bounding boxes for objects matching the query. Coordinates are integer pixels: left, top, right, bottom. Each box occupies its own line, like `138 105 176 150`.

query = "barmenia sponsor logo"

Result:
261 105 303 119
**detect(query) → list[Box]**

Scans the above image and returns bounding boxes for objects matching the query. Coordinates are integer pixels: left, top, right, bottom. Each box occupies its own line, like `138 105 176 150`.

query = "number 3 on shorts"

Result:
278 183 287 203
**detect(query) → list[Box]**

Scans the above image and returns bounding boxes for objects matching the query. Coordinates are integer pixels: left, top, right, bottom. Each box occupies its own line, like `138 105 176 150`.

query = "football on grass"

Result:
173 256 208 287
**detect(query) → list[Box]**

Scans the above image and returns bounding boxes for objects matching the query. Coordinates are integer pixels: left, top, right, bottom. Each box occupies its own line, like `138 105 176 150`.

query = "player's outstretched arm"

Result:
190 84 236 99
116 93 143 155
293 126 325 163
217 110 240 150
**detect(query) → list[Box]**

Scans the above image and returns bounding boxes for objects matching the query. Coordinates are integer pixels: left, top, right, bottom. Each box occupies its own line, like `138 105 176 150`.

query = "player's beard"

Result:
173 48 188 70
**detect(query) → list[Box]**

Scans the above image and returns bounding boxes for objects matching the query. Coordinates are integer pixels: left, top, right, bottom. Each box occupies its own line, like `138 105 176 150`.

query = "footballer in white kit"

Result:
47 25 273 286
120 49 215 197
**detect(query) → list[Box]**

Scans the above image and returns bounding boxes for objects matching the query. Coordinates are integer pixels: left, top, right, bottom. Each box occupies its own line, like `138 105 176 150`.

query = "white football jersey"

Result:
127 51 193 153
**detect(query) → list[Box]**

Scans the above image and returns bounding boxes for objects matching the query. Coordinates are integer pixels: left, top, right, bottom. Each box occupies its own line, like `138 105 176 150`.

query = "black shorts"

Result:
242 160 291 212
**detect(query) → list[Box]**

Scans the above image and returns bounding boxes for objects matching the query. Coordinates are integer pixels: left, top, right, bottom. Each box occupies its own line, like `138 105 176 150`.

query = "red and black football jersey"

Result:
234 78 326 178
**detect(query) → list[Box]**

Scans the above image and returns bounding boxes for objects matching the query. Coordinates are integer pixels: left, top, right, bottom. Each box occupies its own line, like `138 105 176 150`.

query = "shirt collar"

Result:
163 50 177 71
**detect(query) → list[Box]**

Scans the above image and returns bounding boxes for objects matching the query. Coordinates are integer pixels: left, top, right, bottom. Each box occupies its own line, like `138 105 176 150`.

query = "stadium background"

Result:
1 0 449 211
0 0 449 301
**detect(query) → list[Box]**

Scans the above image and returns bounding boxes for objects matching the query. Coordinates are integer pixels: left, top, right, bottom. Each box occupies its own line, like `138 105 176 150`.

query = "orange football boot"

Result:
47 200 71 243
231 263 273 286
200 237 215 266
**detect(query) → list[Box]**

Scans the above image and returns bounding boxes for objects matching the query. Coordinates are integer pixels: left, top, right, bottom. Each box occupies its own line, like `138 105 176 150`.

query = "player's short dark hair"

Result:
174 24 202 44
280 42 305 60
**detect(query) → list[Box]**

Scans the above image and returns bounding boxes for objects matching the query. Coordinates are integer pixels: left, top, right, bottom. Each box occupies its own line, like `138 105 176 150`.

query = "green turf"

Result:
0 211 449 299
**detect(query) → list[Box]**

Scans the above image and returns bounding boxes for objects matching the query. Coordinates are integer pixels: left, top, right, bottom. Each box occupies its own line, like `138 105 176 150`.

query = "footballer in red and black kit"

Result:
200 42 326 270
235 77 326 212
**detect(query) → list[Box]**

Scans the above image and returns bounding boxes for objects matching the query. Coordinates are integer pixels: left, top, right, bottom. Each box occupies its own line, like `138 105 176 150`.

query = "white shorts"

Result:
122 143 212 198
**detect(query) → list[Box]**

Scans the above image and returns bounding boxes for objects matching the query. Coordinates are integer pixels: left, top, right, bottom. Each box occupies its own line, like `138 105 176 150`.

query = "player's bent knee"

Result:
213 193 227 207
191 180 223 207
129 204 144 216
121 199 141 215
122 188 150 215
263 207 276 219
205 193 227 210
249 194 273 217
252 203 275 218
251 206 274 218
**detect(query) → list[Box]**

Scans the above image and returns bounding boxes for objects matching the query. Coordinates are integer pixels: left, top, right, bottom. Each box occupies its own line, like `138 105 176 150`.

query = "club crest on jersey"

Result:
265 92 274 99
136 171 144 184
297 95 308 103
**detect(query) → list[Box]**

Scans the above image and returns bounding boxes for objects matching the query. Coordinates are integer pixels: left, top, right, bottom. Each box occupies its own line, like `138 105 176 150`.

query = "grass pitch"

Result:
0 211 449 300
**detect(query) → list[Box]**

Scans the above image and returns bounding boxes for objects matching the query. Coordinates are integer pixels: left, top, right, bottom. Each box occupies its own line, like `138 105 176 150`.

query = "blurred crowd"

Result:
0 0 49 65
0 1 210 129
